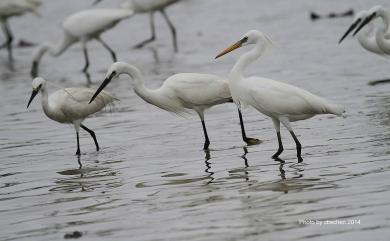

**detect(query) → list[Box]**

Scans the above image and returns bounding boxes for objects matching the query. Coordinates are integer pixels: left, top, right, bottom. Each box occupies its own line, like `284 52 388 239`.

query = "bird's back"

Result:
63 9 134 38
162 73 231 108
0 0 41 18
48 88 117 122
128 0 179 13
236 76 344 120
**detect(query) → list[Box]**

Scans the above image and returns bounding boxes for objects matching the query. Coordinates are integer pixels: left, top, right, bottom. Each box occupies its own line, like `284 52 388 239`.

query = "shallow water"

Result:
1 0 390 240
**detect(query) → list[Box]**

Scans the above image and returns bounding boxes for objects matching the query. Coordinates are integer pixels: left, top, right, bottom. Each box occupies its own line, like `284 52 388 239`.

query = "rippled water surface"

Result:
1 0 390 240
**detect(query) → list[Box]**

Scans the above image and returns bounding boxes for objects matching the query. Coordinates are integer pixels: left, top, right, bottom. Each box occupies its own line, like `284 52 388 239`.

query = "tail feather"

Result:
325 102 345 116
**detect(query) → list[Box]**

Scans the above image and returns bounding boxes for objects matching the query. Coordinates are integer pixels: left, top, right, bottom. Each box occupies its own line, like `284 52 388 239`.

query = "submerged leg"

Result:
272 118 283 159
237 108 260 145
134 12 156 49
289 131 303 163
96 37 117 62
76 131 81 156
82 42 89 73
0 21 14 62
160 9 178 52
81 124 99 151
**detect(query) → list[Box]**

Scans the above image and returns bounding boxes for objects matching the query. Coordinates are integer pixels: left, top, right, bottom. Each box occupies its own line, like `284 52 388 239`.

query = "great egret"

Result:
89 62 260 150
215 30 344 162
30 8 134 78
0 0 41 61
27 77 117 155
94 0 180 52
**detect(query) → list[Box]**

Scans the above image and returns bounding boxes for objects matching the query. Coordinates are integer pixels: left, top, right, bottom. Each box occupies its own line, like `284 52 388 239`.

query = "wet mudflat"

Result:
1 0 390 240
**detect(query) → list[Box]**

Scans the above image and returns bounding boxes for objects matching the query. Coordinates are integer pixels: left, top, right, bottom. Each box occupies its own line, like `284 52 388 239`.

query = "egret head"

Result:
352 6 384 37
215 30 274 59
89 62 124 104
27 77 46 108
339 10 369 43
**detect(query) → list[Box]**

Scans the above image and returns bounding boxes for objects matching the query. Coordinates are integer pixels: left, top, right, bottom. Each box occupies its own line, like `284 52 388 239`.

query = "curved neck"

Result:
357 22 384 55
33 35 75 62
120 64 164 107
40 84 51 115
378 9 390 33
229 41 267 79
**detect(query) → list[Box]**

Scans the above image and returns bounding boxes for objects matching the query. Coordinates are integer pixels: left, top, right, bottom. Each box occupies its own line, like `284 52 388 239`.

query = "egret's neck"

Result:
357 22 384 55
33 35 76 63
40 84 51 116
120 64 163 107
229 41 266 80
379 9 390 33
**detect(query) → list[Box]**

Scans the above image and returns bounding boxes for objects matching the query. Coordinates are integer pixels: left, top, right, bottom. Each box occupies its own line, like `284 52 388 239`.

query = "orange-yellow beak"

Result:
215 41 242 59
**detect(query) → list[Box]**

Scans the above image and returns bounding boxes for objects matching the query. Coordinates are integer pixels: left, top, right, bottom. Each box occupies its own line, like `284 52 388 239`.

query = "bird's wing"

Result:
164 73 231 106
242 77 336 116
63 9 134 37
53 88 117 120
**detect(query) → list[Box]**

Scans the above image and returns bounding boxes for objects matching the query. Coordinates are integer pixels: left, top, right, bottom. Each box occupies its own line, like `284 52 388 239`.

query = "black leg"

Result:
272 131 284 159
133 12 156 49
237 109 260 145
160 9 178 52
82 44 89 73
289 131 303 163
81 124 99 151
201 120 210 150
0 21 13 62
96 37 117 62
76 132 81 156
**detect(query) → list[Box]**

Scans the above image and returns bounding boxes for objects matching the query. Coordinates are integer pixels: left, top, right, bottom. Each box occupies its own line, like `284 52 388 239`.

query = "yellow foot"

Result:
245 137 262 145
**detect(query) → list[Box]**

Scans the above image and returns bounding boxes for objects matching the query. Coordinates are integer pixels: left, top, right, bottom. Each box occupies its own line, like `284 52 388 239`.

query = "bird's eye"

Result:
241 36 248 43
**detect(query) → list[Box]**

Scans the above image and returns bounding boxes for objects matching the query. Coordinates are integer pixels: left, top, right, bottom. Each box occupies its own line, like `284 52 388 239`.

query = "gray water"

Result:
1 0 390 240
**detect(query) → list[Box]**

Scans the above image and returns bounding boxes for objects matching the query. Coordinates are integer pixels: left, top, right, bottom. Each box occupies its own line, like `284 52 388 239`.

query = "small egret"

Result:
353 6 390 53
339 10 385 55
27 77 117 155
30 8 134 78
341 6 390 85
215 30 344 162
0 0 41 61
89 62 260 150
95 0 180 52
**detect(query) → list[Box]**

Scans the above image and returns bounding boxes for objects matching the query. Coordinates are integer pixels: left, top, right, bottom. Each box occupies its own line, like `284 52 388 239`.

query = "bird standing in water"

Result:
30 8 134 77
216 30 344 162
89 62 260 150
0 0 41 61
27 77 117 155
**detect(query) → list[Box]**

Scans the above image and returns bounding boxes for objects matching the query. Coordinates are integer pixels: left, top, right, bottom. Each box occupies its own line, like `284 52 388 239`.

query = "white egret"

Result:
0 0 41 61
89 62 260 150
353 6 390 53
215 30 345 162
339 10 385 55
30 8 134 78
341 6 390 85
95 0 180 52
27 77 117 155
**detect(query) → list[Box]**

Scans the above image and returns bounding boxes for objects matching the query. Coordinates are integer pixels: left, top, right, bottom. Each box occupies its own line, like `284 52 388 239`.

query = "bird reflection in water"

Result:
240 147 250 182
204 149 215 184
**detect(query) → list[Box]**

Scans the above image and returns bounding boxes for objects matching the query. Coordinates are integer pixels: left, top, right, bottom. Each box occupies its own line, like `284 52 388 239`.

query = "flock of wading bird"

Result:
3 1 387 163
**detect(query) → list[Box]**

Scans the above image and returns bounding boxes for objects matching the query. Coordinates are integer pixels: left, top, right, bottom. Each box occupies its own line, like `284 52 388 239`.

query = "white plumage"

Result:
27 77 117 155
0 0 42 61
89 62 260 150
216 30 344 162
339 10 385 55
31 8 134 77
